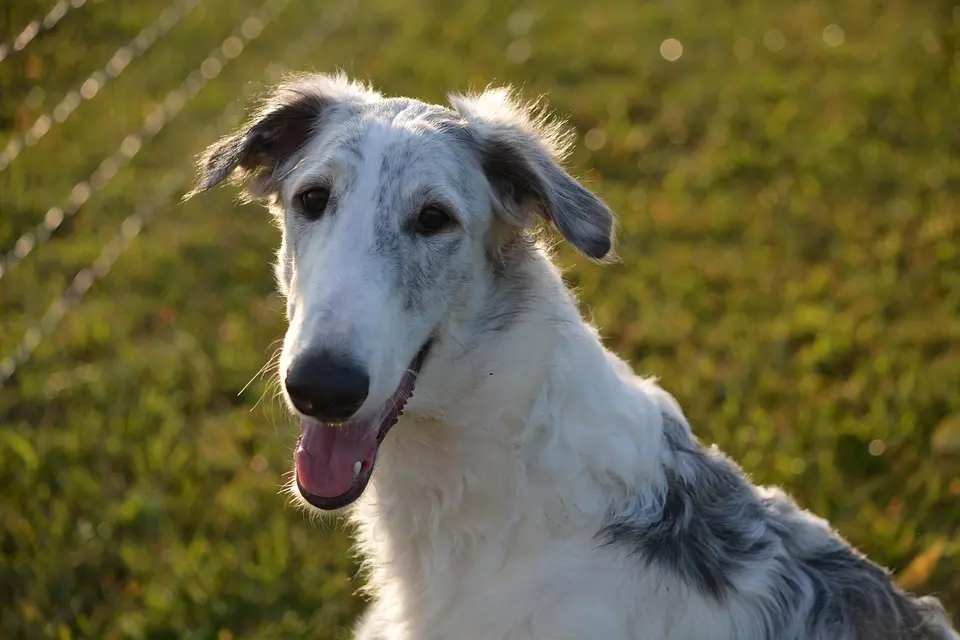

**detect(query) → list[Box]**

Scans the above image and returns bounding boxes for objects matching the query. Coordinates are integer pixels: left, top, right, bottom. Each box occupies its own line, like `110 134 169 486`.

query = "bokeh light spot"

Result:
823 24 845 47
660 38 683 62
585 128 607 151
763 29 785 52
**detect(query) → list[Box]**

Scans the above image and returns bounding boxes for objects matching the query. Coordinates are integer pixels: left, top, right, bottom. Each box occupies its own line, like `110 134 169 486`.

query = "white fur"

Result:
189 73 956 640
344 254 734 640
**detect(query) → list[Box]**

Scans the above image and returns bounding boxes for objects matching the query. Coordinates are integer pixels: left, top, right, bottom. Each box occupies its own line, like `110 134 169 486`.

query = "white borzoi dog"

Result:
189 72 958 640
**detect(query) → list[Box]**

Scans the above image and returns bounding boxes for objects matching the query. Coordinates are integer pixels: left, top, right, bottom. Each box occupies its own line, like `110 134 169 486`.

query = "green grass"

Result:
1 0 958 637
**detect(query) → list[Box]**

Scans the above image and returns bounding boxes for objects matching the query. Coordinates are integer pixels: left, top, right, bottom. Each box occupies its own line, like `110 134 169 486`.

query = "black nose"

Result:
284 350 370 421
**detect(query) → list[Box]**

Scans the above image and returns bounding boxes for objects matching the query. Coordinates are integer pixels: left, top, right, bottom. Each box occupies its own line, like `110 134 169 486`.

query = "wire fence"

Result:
0 0 87 63
0 0 293 284
0 0 357 392
0 0 202 175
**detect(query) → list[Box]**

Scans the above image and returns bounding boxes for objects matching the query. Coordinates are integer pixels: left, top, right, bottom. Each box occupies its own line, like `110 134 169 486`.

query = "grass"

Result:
1 0 958 637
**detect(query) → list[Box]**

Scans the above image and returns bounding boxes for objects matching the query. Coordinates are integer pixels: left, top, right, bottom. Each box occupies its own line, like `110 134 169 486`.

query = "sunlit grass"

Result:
1 0 958 636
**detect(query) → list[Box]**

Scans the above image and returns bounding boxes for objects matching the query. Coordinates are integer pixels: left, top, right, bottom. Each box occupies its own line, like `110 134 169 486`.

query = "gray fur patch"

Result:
759 489 957 639
407 235 461 311
186 73 378 201
448 91 615 262
599 413 959 638
479 129 614 261
188 86 328 198
471 244 536 335
339 128 366 164
602 414 774 600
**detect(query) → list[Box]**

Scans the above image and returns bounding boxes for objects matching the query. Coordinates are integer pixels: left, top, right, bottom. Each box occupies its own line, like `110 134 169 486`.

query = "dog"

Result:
188 72 959 640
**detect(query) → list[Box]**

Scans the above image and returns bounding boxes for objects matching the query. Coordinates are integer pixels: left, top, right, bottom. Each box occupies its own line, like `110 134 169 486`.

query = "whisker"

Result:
240 344 283 396
250 377 275 413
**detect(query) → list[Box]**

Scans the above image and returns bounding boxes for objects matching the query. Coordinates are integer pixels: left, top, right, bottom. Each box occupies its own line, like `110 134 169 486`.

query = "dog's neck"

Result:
349 247 674 616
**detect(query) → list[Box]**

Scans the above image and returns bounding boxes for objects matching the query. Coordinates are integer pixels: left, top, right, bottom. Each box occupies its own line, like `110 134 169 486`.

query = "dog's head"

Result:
189 72 614 510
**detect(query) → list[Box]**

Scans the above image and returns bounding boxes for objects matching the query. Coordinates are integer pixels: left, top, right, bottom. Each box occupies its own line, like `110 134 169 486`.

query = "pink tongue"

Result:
295 420 377 498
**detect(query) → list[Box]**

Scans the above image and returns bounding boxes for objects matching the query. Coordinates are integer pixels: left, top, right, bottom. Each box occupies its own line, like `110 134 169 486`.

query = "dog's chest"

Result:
367 528 749 640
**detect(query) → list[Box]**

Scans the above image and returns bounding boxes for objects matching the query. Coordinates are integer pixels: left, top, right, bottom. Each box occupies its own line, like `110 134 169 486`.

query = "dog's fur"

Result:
190 72 958 640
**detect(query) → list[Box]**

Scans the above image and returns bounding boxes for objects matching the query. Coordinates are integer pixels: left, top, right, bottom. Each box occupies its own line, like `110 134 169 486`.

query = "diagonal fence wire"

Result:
0 0 293 284
0 0 87 63
0 0 202 175
0 0 357 393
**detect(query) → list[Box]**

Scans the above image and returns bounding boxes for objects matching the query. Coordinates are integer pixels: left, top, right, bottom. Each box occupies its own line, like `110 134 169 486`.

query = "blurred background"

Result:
1 0 958 637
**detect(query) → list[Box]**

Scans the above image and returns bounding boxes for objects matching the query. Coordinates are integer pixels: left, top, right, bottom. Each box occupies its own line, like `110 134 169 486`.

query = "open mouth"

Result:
293 339 433 510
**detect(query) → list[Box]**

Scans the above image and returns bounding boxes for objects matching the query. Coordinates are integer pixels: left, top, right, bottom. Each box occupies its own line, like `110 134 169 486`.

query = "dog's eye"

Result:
299 187 330 219
414 206 452 235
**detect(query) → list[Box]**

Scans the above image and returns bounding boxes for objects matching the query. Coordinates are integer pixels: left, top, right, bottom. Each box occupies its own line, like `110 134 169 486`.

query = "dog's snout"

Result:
284 350 370 421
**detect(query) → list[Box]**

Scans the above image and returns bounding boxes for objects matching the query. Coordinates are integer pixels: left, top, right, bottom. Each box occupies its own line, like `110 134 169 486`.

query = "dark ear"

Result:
187 73 380 200
449 88 615 261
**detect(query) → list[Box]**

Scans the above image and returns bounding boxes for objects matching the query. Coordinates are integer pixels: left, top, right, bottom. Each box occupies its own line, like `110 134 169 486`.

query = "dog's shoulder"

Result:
600 410 958 639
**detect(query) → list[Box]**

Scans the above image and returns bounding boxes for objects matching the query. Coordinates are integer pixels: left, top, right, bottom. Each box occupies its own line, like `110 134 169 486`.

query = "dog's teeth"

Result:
352 460 362 480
